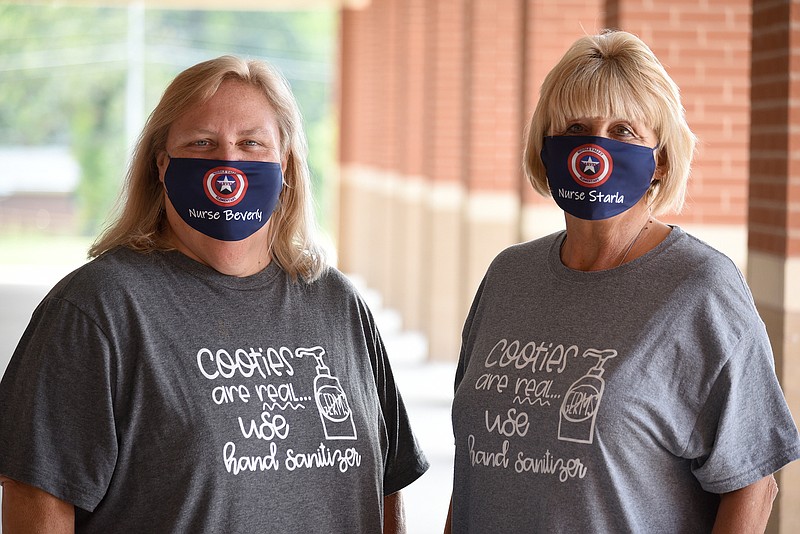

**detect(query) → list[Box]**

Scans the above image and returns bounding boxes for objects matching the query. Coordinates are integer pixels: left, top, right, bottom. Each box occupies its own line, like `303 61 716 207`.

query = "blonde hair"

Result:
90 55 327 282
524 30 697 215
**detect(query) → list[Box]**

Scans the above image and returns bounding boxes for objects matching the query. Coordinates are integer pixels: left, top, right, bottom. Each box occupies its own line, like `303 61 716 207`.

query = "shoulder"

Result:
48 247 147 296
670 229 740 274
658 228 764 343
55 247 166 292
37 248 172 320
296 268 385 350
459 233 561 320
495 232 559 262
303 265 360 298
665 229 753 301
490 232 559 267
296 266 373 314
481 232 560 282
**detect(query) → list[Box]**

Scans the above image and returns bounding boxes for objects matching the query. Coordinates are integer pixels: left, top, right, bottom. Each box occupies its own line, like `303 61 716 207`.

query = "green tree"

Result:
69 74 127 234
0 5 130 233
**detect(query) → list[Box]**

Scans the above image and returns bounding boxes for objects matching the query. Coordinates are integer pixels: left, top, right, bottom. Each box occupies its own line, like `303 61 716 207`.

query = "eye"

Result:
611 124 636 137
563 123 587 135
192 139 211 147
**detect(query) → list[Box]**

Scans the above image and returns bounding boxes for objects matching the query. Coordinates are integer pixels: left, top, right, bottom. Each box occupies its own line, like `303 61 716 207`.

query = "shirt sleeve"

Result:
688 322 800 494
0 295 118 511
356 297 429 496
454 275 487 394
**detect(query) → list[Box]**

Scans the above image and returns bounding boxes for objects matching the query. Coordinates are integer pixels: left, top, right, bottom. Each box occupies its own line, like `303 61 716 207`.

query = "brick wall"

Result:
750 0 798 256
612 0 752 228
521 0 607 237
339 0 759 354
461 0 524 310
749 2 800 531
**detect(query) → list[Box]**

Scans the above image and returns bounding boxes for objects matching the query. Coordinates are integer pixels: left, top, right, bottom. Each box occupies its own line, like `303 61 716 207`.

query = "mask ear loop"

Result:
646 144 664 210
265 170 290 264
266 202 282 262
158 153 173 215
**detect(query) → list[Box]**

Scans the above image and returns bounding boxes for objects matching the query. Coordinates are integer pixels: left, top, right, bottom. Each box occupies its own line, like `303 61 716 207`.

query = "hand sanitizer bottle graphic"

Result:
313 351 357 440
558 348 616 444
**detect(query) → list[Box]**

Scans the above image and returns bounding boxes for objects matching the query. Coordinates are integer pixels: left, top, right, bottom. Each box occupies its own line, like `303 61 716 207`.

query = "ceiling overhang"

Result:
5 0 370 9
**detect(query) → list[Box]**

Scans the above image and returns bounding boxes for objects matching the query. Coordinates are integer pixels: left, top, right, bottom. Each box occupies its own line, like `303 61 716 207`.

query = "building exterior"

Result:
336 1 800 531
0 146 80 234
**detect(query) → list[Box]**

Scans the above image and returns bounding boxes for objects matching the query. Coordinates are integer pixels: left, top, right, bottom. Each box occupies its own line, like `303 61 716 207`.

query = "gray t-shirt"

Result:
0 247 428 533
451 227 800 533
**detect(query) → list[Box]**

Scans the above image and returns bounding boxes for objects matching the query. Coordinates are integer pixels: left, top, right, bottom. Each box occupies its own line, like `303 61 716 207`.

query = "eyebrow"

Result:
239 128 276 137
182 127 275 137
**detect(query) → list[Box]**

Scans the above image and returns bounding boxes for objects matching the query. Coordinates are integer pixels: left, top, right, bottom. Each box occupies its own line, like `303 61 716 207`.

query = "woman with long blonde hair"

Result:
0 56 428 533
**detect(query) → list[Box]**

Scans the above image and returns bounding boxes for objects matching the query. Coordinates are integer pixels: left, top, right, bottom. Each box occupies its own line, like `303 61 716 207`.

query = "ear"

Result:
653 148 668 181
156 151 170 183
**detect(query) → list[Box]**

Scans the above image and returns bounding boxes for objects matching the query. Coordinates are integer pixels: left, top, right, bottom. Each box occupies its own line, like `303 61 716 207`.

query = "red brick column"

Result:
338 7 370 276
394 0 429 331
366 0 402 309
749 2 800 532
520 1 606 241
462 0 524 311
339 1 399 299
360 0 394 294
422 0 469 361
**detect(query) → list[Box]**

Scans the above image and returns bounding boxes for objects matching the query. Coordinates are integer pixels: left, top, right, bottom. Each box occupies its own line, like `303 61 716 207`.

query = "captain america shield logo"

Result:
568 144 613 187
204 167 249 207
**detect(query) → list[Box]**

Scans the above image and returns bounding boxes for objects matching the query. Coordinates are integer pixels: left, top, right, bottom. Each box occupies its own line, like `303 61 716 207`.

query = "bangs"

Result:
546 63 663 135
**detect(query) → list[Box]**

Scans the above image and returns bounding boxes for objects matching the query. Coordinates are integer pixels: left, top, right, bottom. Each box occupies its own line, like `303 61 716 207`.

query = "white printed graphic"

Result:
194 344 363 476
466 337 620 483
303 346 358 440
557 348 617 444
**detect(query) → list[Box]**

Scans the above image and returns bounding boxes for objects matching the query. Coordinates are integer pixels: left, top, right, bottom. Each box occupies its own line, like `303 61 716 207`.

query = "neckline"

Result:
159 249 284 290
548 225 683 282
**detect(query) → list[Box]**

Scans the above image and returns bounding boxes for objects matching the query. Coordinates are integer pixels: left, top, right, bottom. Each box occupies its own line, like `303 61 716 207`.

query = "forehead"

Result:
170 80 279 137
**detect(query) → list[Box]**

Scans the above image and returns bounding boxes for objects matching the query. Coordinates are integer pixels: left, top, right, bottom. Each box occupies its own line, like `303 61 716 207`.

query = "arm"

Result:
444 495 452 534
383 491 406 534
1 476 74 534
712 474 778 534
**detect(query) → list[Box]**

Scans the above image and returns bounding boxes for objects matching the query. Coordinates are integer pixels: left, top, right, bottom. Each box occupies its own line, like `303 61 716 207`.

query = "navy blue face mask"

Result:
541 135 657 220
163 157 283 241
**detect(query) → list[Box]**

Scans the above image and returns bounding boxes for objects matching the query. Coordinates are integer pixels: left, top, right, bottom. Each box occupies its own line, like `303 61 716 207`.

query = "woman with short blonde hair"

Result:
524 30 697 216
447 30 797 533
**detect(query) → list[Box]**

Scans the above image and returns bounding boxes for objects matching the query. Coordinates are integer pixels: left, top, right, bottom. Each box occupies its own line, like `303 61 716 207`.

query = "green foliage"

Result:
70 74 127 234
0 5 123 145
0 5 337 235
